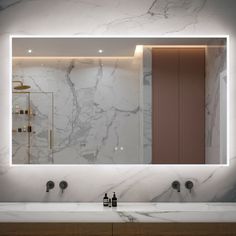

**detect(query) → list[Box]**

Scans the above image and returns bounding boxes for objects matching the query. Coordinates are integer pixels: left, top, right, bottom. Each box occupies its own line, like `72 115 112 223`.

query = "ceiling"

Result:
12 37 226 57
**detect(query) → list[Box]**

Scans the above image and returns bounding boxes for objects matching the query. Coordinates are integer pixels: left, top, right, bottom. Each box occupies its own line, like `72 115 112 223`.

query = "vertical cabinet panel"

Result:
1 223 236 236
179 48 205 164
152 48 205 164
76 223 112 236
0 223 112 236
152 48 179 164
113 223 236 236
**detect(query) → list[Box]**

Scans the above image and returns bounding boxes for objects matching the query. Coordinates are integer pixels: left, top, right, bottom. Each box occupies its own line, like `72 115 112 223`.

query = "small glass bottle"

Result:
15 105 20 114
23 125 27 132
27 126 32 133
103 193 109 207
112 192 117 207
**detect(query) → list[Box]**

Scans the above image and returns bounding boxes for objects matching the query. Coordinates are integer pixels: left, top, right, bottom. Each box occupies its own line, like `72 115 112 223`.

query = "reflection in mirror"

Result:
11 37 227 165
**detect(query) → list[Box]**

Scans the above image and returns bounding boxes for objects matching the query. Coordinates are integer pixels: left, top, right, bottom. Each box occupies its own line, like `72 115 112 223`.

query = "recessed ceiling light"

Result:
98 49 103 54
27 49 32 54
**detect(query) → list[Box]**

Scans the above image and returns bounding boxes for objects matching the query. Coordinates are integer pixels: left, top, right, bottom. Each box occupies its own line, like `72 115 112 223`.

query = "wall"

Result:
205 43 227 164
12 58 141 164
142 47 152 164
0 0 236 202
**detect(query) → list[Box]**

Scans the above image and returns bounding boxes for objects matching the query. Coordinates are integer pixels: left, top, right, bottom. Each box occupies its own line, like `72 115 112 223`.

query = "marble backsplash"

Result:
0 0 236 202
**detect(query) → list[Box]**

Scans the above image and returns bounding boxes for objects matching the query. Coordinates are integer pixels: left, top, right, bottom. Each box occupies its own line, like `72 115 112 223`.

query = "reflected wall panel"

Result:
152 48 205 164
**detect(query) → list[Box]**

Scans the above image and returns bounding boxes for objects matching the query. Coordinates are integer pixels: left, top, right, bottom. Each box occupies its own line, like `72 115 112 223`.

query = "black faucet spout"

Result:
46 180 55 192
172 181 181 192
59 181 68 193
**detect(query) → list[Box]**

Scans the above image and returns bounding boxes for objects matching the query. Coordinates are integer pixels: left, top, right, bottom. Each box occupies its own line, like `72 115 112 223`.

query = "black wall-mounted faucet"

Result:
46 180 55 192
59 180 68 193
185 181 194 193
172 181 181 192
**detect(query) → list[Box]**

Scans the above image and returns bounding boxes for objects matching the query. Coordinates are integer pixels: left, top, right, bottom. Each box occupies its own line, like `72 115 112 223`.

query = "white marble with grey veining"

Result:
205 41 227 164
0 0 236 204
13 58 141 164
142 47 152 164
1 202 236 222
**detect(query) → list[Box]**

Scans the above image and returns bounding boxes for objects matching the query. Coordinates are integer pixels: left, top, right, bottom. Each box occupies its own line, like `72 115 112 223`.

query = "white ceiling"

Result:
12 37 226 57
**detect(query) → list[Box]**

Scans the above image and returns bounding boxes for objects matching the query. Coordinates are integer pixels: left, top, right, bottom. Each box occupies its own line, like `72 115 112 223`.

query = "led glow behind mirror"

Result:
10 35 229 165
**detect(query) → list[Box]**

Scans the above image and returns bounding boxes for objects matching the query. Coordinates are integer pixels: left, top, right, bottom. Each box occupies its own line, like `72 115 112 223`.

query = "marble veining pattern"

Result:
93 0 207 35
0 0 236 203
142 47 152 164
13 58 141 164
205 42 227 164
1 202 236 222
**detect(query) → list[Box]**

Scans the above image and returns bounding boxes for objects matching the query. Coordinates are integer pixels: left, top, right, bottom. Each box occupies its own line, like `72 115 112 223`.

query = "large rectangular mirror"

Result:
11 36 228 165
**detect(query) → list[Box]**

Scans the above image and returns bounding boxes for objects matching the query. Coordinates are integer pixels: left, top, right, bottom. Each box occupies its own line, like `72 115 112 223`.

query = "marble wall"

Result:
0 0 236 202
142 47 152 164
12 58 141 164
205 42 227 164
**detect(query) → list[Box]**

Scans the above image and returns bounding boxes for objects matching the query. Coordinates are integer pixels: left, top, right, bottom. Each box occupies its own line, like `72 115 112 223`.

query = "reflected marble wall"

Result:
13 58 141 164
142 48 152 164
0 0 236 202
205 42 227 164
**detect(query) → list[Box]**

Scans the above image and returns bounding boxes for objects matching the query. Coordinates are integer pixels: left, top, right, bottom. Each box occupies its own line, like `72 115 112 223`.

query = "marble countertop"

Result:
0 202 236 223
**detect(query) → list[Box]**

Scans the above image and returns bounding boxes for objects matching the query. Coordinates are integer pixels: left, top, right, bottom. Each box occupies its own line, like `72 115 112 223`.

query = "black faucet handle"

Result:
185 181 194 193
46 180 55 192
172 180 181 192
59 181 68 192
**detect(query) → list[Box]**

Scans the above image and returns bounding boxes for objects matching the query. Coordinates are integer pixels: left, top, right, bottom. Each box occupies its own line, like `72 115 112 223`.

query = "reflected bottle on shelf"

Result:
27 126 32 133
15 104 20 114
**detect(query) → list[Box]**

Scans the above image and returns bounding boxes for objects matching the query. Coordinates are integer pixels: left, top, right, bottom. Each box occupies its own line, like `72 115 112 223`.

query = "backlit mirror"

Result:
11 36 228 165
